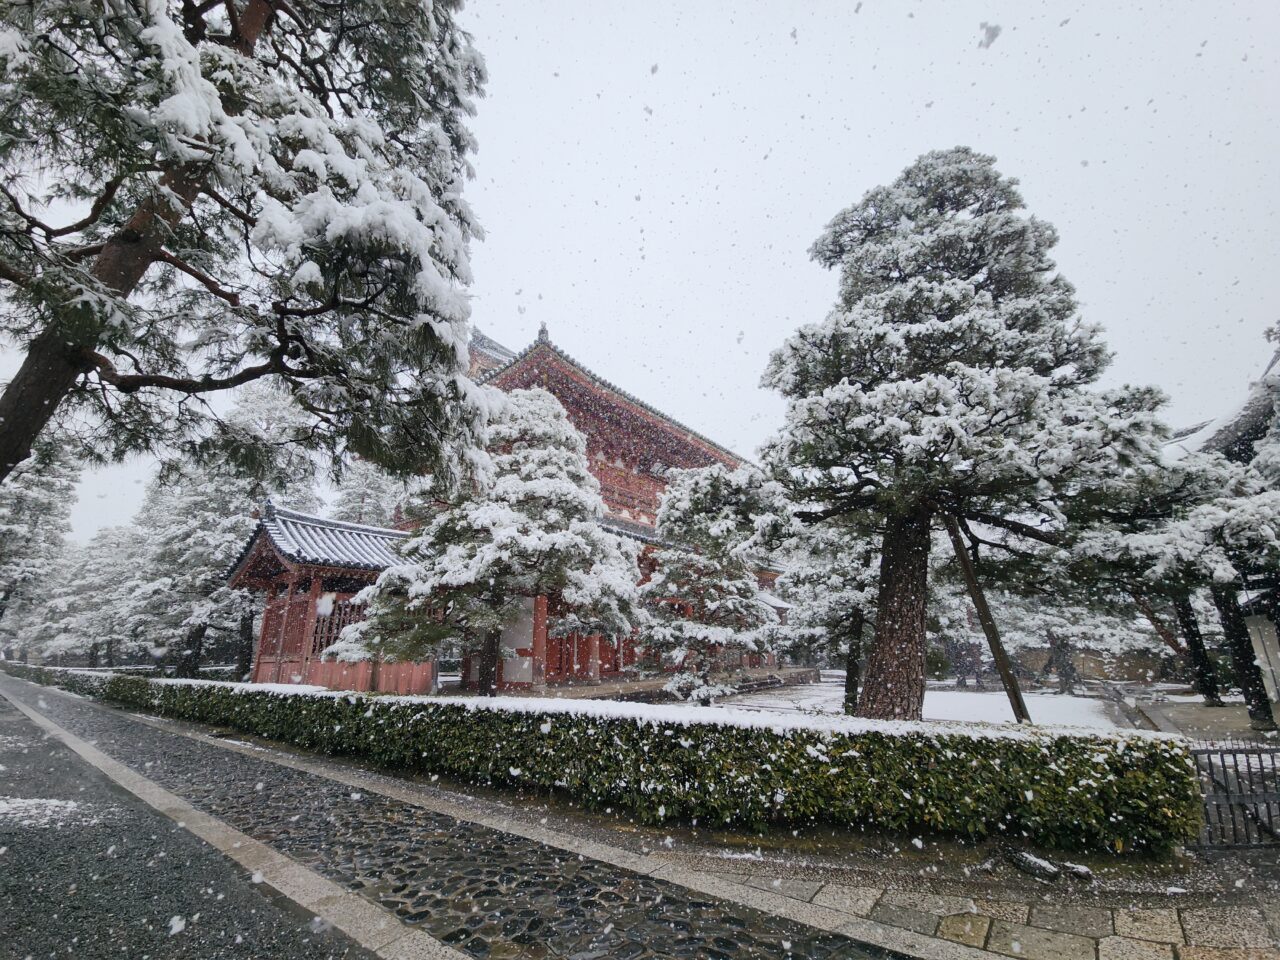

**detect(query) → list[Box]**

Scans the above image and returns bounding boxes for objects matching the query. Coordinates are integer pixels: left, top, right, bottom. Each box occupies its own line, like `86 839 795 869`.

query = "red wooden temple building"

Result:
228 327 781 694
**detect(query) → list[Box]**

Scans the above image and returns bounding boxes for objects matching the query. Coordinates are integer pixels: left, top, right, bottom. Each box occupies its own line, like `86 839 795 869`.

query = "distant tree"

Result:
0 0 488 488
331 460 404 527
763 147 1165 720
130 383 319 676
339 389 642 696
641 465 780 703
0 435 80 654
776 522 877 713
24 525 150 667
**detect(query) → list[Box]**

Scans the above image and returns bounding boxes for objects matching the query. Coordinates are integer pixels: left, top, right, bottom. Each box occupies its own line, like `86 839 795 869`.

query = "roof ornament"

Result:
537 321 549 343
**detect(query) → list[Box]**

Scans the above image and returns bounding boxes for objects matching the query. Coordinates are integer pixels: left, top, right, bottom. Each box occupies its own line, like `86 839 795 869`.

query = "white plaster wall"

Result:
1245 615 1280 702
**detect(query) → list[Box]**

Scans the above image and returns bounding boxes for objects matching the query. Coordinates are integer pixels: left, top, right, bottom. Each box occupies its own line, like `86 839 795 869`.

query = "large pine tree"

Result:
341 389 642 695
763 147 1165 720
0 0 488 486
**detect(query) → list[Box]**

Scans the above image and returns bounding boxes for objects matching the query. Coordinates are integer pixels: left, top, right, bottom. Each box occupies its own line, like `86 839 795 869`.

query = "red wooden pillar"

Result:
532 595 548 690
298 577 323 684
272 576 297 683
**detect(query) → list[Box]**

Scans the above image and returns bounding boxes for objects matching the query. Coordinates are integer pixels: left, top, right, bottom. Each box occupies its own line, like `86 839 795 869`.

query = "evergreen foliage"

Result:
340 389 642 694
763 147 1166 720
0 0 489 486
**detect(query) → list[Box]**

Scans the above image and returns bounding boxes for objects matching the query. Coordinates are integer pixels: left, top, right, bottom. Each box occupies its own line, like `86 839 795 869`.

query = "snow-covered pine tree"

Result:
775 522 877 713
22 525 151 667
0 434 80 655
641 465 779 703
762 147 1165 720
0 0 488 488
339 389 642 695
331 459 405 527
130 383 320 676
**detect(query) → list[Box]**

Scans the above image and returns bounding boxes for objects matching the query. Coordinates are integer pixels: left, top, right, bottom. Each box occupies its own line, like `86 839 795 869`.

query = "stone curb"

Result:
0 686 465 960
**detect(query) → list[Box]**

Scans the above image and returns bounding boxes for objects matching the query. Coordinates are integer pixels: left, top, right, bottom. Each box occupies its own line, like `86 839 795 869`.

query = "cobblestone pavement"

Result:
0 695 374 960
0 678 891 960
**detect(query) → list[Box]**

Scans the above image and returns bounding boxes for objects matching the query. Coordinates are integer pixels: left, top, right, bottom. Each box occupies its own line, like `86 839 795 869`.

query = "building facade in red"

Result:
230 328 774 693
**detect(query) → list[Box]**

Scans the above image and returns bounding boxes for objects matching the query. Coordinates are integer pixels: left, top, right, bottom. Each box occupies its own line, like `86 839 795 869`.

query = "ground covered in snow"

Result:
712 676 1125 730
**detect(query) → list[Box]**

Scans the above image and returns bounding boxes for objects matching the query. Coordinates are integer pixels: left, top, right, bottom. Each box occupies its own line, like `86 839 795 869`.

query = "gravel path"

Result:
0 677 895 960
0 691 374 960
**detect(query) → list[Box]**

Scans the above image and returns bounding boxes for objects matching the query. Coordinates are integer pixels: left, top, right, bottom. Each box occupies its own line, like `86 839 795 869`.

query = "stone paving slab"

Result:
1099 935 1175 960
986 920 1097 960
1180 909 1276 949
1029 903 1115 938
1115 910 1185 944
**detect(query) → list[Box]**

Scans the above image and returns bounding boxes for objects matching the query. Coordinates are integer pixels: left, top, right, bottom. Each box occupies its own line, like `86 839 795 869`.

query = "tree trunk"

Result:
857 507 932 720
105 635 115 668
0 0 278 483
174 624 208 680
87 642 100 669
1173 591 1224 707
1209 583 1278 732
843 609 866 714
477 630 501 697
943 516 1032 723
236 608 256 680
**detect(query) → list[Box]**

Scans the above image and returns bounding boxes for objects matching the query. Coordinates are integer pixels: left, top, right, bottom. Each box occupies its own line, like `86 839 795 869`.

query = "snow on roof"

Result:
479 325 746 467
758 590 793 610
257 502 408 570
231 503 664 580
469 328 517 364
1166 344 1280 464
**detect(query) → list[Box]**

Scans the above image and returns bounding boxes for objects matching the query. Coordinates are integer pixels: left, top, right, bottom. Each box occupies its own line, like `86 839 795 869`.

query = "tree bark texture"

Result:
1172 592 1224 707
943 516 1032 723
0 0 277 483
1209 583 1278 732
843 609 866 715
174 623 208 679
857 507 932 720
477 630 501 697
236 608 256 680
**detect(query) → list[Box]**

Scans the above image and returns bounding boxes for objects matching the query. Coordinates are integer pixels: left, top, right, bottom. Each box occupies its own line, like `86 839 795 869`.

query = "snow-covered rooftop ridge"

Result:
146 676 1185 745
1166 344 1280 463
478 328 746 468
259 501 408 570
469 328 517 363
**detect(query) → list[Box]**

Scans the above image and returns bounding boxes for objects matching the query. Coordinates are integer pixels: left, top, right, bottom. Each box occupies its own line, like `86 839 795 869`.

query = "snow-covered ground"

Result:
714 677 1123 730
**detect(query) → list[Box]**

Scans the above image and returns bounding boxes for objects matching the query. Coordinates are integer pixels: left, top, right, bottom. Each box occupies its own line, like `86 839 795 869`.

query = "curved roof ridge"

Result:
479 335 745 466
266 501 404 537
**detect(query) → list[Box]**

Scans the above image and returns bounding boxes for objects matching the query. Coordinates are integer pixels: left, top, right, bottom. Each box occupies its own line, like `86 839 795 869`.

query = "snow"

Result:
715 678 1123 730
134 674 1171 744
0 797 110 828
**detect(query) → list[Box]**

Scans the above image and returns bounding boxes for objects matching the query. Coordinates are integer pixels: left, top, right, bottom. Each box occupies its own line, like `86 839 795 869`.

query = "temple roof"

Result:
229 502 665 587
247 503 407 573
479 325 744 468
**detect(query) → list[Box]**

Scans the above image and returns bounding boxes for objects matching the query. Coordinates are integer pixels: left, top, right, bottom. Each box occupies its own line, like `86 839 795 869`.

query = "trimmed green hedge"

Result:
0 662 1201 853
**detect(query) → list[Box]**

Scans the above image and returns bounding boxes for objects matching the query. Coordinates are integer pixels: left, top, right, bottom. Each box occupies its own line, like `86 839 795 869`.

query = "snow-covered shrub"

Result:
3 663 1201 854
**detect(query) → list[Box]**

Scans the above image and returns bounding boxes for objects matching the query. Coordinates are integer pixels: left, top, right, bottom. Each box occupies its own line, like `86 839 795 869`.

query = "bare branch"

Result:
157 250 242 305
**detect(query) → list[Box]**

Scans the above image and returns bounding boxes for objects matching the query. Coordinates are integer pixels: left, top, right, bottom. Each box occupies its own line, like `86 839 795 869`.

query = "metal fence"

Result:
1191 744 1280 847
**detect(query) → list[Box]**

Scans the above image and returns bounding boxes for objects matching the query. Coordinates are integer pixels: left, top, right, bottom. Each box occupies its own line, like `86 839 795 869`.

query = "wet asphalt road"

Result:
0 692 373 960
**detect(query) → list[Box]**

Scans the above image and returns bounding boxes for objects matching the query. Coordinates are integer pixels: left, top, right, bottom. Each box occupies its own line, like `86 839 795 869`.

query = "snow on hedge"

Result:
134 673 1182 745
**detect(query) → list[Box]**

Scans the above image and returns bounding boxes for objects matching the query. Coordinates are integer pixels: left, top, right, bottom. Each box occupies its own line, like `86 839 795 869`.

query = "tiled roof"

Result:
258 503 407 570
470 328 518 364
479 326 745 467
230 502 661 581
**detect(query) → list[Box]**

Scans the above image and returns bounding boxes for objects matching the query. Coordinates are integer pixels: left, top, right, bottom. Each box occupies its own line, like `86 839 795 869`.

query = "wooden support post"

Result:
943 515 1032 724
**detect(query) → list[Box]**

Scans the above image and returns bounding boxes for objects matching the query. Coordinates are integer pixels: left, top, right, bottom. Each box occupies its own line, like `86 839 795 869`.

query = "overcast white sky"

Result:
5 0 1279 540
